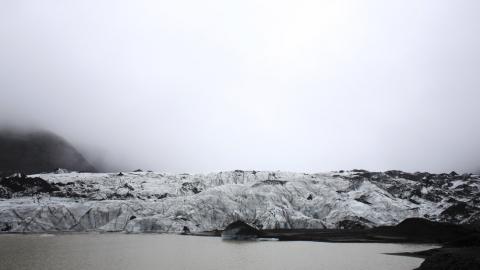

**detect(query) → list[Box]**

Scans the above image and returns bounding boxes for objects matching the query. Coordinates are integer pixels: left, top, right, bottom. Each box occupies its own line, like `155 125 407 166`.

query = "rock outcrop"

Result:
221 221 260 240
0 173 59 197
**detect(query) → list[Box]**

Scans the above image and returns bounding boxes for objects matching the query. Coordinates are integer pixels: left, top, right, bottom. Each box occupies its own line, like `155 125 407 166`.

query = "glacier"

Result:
0 170 479 233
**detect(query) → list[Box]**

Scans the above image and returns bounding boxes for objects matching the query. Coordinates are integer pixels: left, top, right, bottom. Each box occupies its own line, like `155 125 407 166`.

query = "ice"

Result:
0 170 478 233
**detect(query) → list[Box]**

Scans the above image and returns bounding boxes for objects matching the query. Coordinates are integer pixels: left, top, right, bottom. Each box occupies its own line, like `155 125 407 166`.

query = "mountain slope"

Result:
0 129 95 176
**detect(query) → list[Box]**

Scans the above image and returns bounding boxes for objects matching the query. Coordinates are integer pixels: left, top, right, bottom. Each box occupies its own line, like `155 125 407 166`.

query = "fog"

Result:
1 1 480 173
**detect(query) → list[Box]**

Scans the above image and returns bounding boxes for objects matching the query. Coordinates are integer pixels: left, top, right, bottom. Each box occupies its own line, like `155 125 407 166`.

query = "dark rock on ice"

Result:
222 221 261 240
354 195 371 205
252 180 287 187
0 186 12 198
182 226 191 235
0 223 12 232
440 202 480 224
123 183 135 191
153 193 169 200
181 182 202 194
0 174 59 195
336 217 373 230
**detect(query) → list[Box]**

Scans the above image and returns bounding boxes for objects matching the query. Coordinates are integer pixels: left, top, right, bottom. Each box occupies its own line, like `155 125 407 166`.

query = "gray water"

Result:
0 234 434 270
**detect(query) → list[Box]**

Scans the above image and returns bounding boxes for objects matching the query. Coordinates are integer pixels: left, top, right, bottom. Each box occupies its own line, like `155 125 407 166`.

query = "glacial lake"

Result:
0 234 435 270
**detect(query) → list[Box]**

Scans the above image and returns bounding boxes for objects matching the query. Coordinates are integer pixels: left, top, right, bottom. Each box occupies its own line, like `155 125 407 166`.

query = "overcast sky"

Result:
1 1 480 173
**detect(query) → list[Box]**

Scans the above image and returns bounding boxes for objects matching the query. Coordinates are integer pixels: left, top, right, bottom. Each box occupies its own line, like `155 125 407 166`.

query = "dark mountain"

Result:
0 129 96 176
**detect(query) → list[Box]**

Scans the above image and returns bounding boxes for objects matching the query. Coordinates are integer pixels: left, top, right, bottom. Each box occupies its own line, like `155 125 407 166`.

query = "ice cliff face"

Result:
0 170 479 233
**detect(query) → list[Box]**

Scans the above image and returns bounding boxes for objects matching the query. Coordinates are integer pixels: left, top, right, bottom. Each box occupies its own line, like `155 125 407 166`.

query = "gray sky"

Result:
1 1 480 173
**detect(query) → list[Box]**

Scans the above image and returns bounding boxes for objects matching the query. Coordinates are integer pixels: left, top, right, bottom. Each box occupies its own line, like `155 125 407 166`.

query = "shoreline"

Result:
3 228 477 269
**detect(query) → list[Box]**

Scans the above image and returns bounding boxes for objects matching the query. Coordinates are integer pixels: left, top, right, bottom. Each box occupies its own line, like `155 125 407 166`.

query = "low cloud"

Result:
1 1 480 173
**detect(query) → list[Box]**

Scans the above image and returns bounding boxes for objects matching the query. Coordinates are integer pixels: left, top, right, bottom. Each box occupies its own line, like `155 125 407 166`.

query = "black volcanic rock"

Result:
440 202 480 224
0 186 12 198
221 221 261 240
415 248 480 270
0 129 96 176
445 233 480 248
337 217 374 230
182 226 191 235
252 180 287 187
0 173 59 195
181 182 202 194
376 218 475 243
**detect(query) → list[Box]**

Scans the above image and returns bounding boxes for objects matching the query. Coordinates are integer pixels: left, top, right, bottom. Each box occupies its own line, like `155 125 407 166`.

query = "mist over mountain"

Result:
0 128 96 176
2 1 480 174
